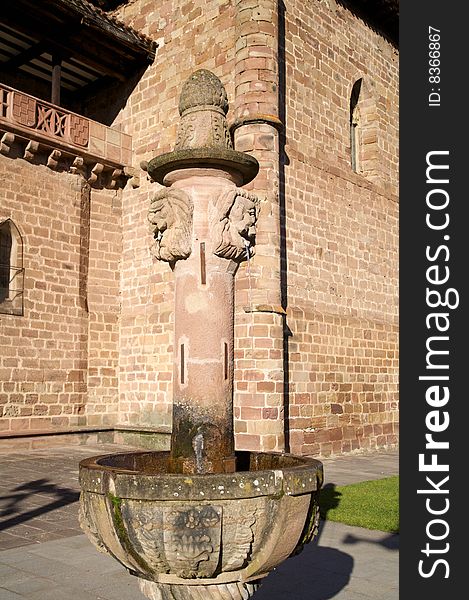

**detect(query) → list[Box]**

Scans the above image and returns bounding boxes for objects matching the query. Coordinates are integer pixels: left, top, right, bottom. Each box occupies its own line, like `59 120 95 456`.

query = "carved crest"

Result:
148 188 193 262
212 188 259 260
120 502 170 573
163 505 222 578
221 508 257 572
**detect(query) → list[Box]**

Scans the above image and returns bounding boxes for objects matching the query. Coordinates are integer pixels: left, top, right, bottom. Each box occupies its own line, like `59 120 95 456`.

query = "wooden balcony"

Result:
0 83 135 188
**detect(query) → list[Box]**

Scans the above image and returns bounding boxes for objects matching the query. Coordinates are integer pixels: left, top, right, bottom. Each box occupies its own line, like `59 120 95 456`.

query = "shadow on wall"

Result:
0 479 79 532
73 66 149 126
278 0 292 453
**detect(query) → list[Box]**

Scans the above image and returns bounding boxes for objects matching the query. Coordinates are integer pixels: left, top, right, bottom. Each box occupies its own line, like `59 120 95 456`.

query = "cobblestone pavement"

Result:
0 444 138 550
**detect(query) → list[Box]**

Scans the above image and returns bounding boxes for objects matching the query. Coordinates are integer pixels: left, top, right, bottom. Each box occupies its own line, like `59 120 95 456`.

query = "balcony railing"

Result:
0 83 134 187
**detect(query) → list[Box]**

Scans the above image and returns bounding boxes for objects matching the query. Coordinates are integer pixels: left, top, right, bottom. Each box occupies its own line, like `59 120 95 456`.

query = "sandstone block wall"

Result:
280 0 398 454
0 158 121 433
1 0 398 456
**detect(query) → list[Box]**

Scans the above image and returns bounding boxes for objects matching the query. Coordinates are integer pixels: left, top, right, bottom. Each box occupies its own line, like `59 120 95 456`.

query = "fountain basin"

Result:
79 451 323 599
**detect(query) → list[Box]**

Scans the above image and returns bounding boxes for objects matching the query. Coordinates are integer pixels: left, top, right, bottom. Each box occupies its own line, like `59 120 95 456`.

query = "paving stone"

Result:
320 450 399 487
2 576 58 596
0 444 139 549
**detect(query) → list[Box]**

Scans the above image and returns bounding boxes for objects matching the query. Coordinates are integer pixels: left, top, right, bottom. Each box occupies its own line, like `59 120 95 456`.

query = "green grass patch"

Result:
319 476 399 533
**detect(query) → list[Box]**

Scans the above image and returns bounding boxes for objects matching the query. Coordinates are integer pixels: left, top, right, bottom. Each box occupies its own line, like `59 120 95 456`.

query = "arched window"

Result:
350 78 362 173
0 219 24 315
349 77 381 183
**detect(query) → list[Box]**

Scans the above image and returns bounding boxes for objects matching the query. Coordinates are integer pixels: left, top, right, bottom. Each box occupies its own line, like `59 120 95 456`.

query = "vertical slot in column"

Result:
224 342 228 380
200 242 206 285
180 343 185 384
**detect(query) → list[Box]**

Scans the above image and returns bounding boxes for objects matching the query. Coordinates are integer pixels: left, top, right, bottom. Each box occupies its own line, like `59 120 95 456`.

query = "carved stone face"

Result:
212 189 259 261
149 199 175 239
148 189 193 263
230 196 257 241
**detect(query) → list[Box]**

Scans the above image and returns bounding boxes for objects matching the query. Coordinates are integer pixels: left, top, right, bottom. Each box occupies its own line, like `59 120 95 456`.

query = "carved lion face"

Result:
230 196 257 241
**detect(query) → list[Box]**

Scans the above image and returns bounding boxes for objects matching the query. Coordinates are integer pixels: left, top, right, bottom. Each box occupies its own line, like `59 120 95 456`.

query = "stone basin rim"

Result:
79 450 324 500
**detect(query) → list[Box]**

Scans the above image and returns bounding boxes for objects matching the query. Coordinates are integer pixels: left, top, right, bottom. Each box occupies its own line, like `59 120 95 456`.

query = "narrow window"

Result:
0 219 24 315
0 222 12 303
350 78 363 173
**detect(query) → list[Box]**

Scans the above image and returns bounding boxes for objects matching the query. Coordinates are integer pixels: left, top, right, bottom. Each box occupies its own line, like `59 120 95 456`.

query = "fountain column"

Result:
79 69 323 600
147 70 259 474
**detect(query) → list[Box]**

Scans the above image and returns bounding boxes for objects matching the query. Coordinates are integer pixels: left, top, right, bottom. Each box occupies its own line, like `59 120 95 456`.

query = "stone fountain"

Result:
79 70 323 600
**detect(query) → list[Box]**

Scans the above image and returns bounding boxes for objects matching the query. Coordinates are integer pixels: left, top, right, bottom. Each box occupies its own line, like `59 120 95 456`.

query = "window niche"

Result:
350 78 362 173
0 219 24 316
349 78 380 183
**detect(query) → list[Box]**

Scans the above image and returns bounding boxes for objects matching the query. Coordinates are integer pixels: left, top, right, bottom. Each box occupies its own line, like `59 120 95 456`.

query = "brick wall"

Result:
85 187 122 427
1 0 398 456
280 0 399 454
0 157 121 433
112 0 398 455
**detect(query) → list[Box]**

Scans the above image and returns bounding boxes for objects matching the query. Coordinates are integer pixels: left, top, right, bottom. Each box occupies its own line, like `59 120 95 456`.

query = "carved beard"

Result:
213 219 255 260
153 224 192 262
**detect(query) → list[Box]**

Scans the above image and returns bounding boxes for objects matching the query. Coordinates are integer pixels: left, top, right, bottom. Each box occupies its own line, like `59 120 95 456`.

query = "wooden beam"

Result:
2 40 47 72
2 4 144 81
51 55 61 105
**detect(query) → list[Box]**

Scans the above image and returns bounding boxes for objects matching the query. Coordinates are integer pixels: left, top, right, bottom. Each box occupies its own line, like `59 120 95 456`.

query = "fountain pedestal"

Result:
79 70 323 600
146 70 259 476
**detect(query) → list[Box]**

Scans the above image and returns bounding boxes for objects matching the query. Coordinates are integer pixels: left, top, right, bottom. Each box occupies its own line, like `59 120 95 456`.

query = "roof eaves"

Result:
55 0 158 60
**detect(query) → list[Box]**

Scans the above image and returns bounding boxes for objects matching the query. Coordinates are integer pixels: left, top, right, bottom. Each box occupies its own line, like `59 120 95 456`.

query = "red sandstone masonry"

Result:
233 0 285 452
112 0 398 455
1 0 398 456
0 159 120 432
280 0 398 455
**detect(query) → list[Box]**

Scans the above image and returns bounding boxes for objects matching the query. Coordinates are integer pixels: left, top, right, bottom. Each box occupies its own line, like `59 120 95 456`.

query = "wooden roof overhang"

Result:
1 0 157 104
